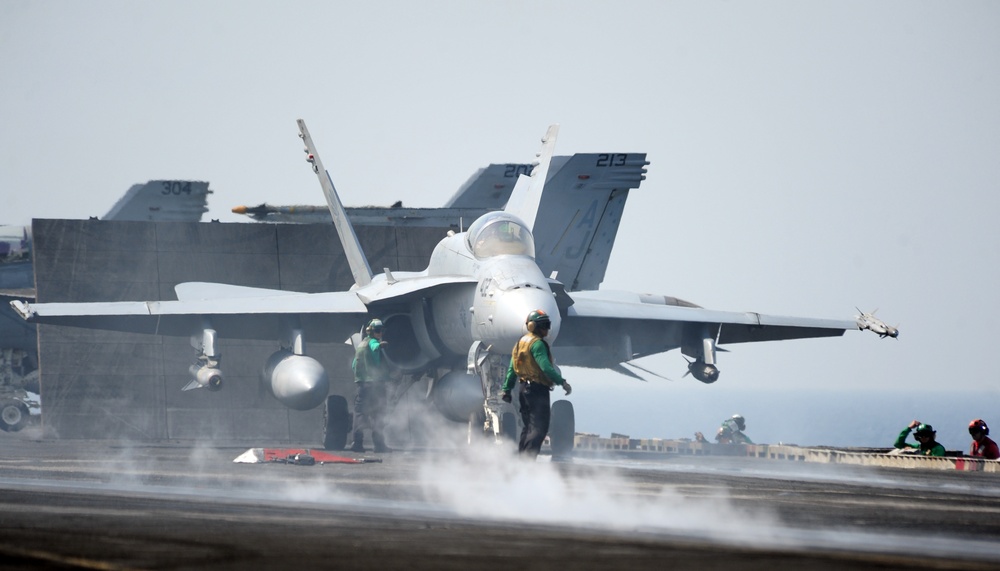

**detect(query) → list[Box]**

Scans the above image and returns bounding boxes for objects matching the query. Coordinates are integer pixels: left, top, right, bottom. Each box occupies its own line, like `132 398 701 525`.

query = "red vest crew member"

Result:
968 419 1000 460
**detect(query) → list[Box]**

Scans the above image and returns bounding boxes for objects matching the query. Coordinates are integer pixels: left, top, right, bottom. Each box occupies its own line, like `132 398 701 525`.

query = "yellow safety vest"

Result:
511 334 553 388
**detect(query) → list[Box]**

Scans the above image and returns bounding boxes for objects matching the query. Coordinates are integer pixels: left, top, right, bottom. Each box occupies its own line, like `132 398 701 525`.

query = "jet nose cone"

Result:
270 355 330 410
493 286 561 347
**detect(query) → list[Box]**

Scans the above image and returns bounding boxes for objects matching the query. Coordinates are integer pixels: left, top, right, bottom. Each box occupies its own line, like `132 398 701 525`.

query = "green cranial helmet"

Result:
914 423 935 437
526 309 551 329
731 414 746 431
366 318 384 334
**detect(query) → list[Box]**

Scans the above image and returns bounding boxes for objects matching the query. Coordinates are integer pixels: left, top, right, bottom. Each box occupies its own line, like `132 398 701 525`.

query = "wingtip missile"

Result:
9 300 33 321
855 308 899 339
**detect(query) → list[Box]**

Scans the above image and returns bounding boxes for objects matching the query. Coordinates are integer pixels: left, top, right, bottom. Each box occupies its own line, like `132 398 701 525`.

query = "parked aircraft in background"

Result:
2 180 211 278
11 122 886 452
100 180 213 222
0 180 211 432
230 162 528 224
232 153 645 293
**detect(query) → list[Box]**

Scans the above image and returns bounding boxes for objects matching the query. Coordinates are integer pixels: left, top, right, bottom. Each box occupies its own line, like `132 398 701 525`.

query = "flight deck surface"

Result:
1 437 998 570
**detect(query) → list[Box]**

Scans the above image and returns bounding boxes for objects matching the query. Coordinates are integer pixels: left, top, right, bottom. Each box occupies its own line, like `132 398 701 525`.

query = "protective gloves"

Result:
501 391 512 403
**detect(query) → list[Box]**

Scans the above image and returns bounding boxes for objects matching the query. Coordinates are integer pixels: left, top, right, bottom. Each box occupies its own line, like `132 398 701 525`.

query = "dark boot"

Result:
372 431 391 453
349 430 365 452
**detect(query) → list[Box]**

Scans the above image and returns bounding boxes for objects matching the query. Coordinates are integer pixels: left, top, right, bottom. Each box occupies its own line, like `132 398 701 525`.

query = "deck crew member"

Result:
349 318 391 453
968 419 999 460
715 414 753 444
501 310 572 459
894 420 946 456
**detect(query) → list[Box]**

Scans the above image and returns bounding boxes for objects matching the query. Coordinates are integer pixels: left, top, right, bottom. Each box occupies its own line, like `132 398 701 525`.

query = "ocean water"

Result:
566 383 999 452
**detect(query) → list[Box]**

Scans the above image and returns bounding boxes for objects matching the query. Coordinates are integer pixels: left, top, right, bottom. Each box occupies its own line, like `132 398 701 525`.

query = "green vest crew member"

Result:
349 318 391 453
501 309 572 459
715 414 753 444
894 420 946 457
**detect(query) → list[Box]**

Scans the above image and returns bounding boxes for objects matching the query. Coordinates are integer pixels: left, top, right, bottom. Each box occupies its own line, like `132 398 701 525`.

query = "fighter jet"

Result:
10 121 874 450
229 162 528 224
856 308 899 339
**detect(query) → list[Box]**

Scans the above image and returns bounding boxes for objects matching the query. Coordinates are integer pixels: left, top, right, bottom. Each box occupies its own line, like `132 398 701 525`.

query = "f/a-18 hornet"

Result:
11 120 890 451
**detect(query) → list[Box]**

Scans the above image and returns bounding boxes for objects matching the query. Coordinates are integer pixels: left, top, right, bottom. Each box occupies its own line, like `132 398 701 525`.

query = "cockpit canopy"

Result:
466 211 535 259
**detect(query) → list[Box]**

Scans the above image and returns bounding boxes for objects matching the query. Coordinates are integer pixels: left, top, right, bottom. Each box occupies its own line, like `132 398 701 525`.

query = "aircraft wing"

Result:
10 289 370 343
175 282 302 300
556 290 857 367
11 274 479 343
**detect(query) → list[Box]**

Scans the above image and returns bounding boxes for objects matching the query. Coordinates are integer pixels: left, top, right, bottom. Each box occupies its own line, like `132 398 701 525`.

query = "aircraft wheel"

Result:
322 395 350 450
501 411 518 442
467 408 488 444
0 399 30 433
549 399 575 460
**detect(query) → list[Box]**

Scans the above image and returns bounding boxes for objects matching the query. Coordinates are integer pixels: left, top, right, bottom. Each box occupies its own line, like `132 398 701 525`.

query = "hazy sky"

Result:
2 1 998 440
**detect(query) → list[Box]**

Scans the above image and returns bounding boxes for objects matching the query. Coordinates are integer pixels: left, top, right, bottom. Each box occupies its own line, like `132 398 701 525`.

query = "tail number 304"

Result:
160 181 194 195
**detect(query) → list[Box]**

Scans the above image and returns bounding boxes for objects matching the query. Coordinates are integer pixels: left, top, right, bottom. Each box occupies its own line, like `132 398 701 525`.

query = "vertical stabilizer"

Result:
297 119 374 287
102 181 211 222
503 124 559 231
443 162 532 208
